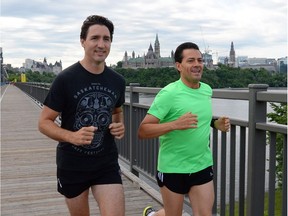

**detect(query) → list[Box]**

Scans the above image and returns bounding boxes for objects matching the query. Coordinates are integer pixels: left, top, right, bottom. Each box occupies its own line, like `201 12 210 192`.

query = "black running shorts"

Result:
156 166 214 194
57 164 122 198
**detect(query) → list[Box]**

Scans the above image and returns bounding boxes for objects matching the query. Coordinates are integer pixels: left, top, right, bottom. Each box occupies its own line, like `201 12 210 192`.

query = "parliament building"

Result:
122 34 175 69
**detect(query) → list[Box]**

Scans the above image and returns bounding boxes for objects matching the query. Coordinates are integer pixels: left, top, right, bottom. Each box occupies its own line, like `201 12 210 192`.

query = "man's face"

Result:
81 24 111 64
176 49 204 88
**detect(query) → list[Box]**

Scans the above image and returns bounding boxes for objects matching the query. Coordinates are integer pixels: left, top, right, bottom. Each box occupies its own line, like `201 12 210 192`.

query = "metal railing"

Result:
15 82 287 216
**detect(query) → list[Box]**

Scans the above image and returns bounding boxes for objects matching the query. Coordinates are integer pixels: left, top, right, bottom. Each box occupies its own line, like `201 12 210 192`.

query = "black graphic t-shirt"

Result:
44 62 126 171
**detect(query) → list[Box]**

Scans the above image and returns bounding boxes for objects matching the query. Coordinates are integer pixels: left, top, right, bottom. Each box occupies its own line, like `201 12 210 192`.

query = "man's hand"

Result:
109 122 125 139
215 116 230 132
70 126 97 145
172 112 198 130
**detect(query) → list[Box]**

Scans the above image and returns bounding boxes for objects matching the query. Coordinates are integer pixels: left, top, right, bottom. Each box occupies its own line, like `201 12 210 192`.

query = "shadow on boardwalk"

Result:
1 85 164 216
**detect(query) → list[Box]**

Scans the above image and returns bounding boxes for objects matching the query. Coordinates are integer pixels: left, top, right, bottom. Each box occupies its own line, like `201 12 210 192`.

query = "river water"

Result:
134 93 276 120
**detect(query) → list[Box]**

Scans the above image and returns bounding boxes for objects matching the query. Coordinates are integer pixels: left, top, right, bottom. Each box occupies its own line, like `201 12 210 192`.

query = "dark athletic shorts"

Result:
57 164 122 198
156 166 214 194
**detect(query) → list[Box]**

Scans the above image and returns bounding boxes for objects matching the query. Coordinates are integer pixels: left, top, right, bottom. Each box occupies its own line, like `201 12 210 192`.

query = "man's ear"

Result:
80 39 85 48
175 62 181 72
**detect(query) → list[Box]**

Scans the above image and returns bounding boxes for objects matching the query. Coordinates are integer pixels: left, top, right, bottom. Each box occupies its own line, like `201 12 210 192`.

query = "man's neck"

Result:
80 59 105 74
181 77 200 89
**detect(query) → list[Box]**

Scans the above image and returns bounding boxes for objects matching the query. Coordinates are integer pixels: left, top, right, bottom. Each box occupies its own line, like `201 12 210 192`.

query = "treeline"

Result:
7 70 57 83
116 65 287 88
7 64 287 88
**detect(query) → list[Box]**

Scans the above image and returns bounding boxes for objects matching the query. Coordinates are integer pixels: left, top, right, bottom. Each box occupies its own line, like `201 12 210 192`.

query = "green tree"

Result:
267 103 287 187
7 69 56 83
116 61 123 68
6 69 21 82
7 66 287 88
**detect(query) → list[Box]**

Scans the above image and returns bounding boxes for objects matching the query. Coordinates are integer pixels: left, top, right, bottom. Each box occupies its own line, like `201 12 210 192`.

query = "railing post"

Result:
129 83 140 176
246 84 268 216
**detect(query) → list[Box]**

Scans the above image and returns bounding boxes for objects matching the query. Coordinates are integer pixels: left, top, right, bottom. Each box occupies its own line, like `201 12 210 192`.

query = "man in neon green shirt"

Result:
138 42 230 216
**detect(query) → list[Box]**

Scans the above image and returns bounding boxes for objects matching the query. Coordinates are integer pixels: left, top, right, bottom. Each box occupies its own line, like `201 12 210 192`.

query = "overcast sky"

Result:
1 0 287 69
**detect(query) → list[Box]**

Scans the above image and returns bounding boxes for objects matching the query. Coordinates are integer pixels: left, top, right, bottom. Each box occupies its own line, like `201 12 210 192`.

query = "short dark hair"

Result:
174 42 200 63
80 15 114 41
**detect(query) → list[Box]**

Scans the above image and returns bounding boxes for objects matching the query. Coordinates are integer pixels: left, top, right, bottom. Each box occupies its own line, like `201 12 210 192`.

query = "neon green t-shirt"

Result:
147 79 213 173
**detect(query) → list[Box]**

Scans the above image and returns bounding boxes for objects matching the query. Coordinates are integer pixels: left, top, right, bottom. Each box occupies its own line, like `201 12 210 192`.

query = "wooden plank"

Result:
1 85 164 215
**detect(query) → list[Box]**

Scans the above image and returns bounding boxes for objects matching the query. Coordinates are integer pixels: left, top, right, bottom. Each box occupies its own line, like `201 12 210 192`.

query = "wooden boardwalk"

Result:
0 85 164 216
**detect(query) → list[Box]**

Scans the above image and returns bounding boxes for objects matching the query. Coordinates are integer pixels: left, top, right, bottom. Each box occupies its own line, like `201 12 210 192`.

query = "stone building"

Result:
24 57 62 74
122 34 174 69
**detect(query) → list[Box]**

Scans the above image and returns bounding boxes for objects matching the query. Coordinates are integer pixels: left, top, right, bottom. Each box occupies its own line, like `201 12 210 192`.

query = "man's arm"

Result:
138 112 198 139
38 105 96 145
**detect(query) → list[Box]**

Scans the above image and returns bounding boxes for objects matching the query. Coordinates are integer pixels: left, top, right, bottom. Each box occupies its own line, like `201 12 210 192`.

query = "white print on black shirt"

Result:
74 91 114 151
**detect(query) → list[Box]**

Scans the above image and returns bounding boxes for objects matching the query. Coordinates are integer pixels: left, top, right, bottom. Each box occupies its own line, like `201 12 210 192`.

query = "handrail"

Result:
14 82 287 216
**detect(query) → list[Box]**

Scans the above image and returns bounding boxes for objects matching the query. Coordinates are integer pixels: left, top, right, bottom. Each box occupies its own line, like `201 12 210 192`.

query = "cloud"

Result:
1 0 287 69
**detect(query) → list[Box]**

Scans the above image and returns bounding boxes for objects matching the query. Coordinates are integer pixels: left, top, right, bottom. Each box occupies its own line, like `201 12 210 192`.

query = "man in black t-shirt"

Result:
38 15 125 216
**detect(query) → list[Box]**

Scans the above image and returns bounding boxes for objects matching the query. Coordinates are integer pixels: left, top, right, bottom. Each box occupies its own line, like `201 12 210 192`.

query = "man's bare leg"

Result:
92 184 125 216
65 189 90 216
188 181 214 216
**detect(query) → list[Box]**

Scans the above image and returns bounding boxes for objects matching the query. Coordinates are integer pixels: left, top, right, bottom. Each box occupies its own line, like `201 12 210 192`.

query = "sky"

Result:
1 0 287 69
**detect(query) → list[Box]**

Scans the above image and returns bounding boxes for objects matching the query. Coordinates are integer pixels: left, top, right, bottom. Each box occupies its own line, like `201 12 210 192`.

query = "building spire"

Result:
154 34 160 58
229 41 236 67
